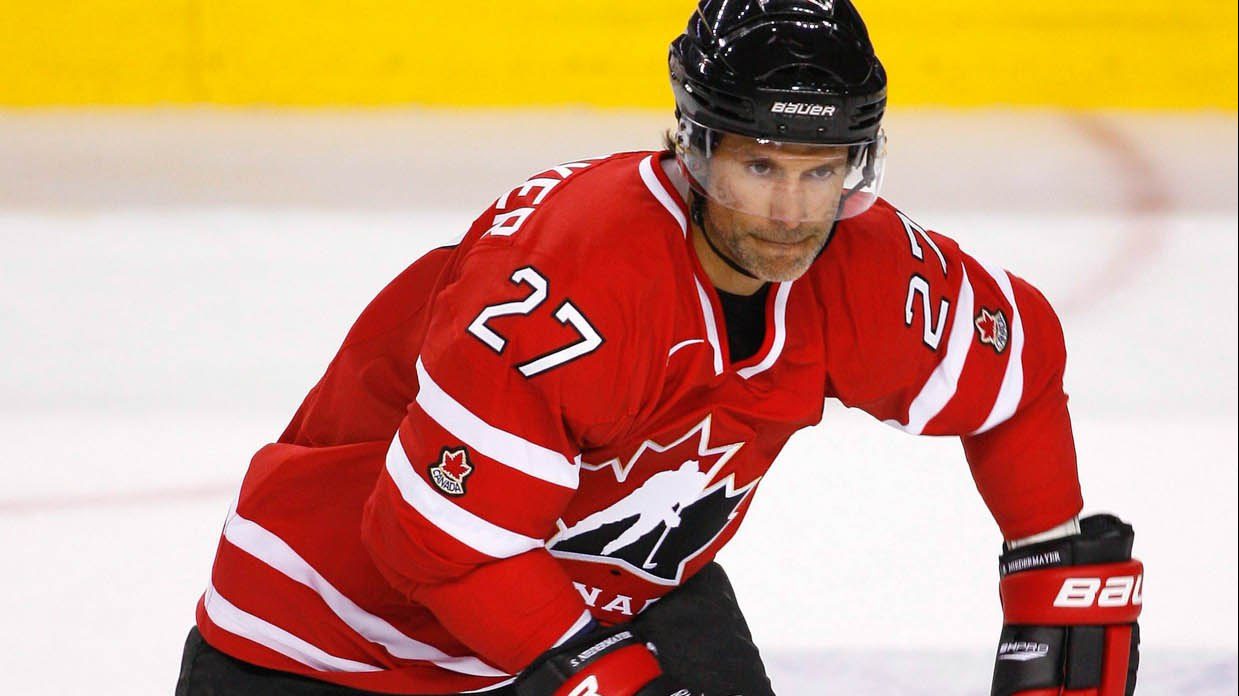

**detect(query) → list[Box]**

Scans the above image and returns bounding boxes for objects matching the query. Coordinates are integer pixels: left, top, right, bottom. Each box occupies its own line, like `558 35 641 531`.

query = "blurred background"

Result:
1 1 1236 694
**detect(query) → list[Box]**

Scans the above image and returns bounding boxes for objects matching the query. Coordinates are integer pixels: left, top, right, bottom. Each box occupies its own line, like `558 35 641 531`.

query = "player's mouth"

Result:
752 234 813 250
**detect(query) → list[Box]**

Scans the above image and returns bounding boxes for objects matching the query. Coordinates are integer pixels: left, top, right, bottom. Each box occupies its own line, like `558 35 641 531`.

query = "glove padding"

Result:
991 514 1142 696
515 624 696 696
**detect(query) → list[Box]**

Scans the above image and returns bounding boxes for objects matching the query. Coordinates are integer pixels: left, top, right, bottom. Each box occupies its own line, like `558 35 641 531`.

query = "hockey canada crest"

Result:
429 447 473 496
548 415 759 586
975 307 1009 353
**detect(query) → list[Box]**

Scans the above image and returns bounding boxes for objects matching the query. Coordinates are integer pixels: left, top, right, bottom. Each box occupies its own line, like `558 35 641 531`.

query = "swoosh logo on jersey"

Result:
667 338 706 361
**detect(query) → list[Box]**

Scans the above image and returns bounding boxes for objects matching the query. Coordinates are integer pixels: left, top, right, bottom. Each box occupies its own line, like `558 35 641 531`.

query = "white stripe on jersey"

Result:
692 279 726 375
203 583 383 673
639 155 688 236
415 358 579 490
639 155 726 375
737 280 793 380
222 508 508 677
973 263 1025 435
462 678 519 693
552 609 597 647
385 435 544 559
885 267 976 435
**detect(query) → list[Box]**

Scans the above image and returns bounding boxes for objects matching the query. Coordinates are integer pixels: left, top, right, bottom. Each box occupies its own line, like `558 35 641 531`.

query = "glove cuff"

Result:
516 625 664 696
999 513 1134 577
1000 560 1143 624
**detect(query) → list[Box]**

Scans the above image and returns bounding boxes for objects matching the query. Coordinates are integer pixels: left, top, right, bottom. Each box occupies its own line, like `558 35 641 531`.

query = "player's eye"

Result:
745 159 773 176
805 164 840 180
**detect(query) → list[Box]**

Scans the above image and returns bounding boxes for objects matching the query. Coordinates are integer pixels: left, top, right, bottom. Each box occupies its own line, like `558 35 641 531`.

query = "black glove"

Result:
515 624 697 696
991 514 1142 696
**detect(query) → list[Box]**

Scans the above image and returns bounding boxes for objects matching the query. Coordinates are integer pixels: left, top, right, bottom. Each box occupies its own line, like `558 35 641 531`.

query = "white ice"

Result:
0 109 1235 694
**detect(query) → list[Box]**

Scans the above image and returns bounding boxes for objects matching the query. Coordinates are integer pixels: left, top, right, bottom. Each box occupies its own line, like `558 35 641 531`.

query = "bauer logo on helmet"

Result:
770 102 838 118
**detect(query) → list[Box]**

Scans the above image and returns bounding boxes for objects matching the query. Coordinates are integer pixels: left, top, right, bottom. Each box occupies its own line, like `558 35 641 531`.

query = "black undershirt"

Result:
716 283 770 363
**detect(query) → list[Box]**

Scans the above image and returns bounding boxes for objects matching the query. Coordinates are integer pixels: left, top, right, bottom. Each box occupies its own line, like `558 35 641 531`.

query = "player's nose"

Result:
768 188 806 229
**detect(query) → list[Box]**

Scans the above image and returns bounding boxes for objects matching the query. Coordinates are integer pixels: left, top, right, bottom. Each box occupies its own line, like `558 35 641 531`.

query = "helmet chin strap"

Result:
835 140 880 216
690 193 762 281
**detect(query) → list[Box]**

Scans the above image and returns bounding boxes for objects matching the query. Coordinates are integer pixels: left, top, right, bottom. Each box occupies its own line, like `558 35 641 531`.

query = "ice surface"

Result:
0 110 1235 694
764 651 1238 695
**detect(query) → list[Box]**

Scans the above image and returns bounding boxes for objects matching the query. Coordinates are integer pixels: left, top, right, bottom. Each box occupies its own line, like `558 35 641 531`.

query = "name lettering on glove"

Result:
571 631 634 667
1002 550 1063 574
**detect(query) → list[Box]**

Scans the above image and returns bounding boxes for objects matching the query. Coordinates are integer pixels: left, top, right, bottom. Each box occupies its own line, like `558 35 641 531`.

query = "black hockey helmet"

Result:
669 0 886 145
669 0 888 222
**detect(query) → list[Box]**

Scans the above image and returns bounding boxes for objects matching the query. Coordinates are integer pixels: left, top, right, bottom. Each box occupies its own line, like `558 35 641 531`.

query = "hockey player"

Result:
175 1 1143 694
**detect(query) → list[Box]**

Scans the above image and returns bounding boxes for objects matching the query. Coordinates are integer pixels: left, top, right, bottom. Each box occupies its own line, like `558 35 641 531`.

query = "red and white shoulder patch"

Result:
975 307 1010 353
429 447 473 496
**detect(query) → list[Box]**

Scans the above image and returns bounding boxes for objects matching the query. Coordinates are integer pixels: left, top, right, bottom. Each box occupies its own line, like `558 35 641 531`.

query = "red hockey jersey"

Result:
196 151 1083 693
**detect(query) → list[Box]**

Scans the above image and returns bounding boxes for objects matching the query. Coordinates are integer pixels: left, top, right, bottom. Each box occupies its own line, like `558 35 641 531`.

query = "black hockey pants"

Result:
175 562 775 696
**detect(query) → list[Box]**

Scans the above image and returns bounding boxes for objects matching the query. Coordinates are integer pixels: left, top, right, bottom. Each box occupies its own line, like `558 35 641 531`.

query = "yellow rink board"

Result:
1 0 1235 108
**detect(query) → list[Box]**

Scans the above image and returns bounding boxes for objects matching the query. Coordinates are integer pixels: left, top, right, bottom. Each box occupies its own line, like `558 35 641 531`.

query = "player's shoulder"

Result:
812 197 956 290
810 199 954 400
822 197 917 266
423 153 686 431
462 150 687 285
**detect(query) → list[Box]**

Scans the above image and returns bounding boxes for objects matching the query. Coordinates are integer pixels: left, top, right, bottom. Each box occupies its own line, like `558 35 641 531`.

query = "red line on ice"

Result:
1059 113 1171 315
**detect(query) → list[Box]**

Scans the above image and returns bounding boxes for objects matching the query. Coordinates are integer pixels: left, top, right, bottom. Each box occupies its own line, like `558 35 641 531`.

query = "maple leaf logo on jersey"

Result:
547 415 759 586
429 447 472 497
975 307 1009 353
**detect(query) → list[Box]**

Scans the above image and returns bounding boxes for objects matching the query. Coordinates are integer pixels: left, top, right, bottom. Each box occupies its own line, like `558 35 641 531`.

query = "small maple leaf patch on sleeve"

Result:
429 447 473 496
974 307 1009 353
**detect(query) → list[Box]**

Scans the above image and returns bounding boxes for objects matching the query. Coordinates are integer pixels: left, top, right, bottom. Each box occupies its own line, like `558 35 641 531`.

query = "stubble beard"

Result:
709 217 832 282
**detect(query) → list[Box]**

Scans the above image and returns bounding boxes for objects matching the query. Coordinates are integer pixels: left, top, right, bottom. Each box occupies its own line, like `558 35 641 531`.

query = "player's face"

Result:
703 135 848 282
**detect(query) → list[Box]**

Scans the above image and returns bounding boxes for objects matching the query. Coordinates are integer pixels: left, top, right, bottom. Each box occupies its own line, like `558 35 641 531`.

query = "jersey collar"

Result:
638 152 793 380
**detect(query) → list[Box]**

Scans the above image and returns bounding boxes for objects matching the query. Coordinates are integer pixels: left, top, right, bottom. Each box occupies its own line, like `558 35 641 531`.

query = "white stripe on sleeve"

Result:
203 583 383 673
415 358 578 490
223 512 508 677
384 435 544 559
972 263 1026 435
884 268 976 435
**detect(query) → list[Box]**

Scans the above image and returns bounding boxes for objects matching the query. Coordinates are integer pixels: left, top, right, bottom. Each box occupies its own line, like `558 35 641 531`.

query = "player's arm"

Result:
360 247 601 672
827 204 1081 536
357 244 684 693
824 203 1141 695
